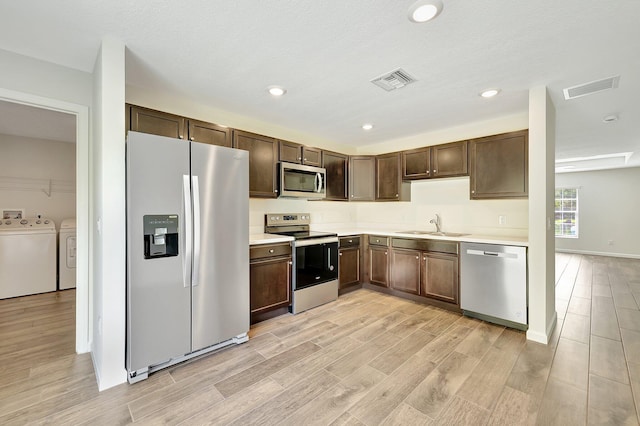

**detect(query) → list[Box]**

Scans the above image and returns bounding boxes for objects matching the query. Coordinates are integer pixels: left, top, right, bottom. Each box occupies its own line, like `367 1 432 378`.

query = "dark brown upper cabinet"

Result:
302 147 322 167
402 147 431 180
376 152 410 201
431 141 468 178
188 119 232 147
233 130 278 198
127 104 231 147
349 156 375 201
128 105 185 139
278 141 322 167
322 150 349 201
278 140 302 163
470 130 528 199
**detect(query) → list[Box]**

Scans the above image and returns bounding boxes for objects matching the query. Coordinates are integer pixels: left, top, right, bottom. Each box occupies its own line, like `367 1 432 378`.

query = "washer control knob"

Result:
44 220 50 224
20 219 28 225
5 220 11 225
36 220 41 224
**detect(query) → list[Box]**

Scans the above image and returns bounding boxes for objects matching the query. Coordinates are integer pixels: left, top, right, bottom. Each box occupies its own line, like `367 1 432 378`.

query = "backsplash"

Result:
250 177 528 237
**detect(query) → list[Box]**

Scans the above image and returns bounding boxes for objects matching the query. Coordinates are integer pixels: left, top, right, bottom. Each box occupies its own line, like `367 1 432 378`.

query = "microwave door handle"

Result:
315 172 322 193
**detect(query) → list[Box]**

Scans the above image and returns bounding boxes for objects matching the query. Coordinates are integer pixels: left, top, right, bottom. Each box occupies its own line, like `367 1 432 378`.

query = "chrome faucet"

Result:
429 214 442 233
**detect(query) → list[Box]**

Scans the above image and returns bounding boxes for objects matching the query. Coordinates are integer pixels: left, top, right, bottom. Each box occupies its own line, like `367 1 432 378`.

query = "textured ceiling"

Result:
0 1 638 168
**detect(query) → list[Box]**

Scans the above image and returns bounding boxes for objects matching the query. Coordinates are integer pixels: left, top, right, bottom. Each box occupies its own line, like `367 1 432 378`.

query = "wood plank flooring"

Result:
1 253 640 425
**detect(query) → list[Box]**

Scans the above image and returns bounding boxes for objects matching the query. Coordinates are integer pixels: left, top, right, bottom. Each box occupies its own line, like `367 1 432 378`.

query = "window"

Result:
555 188 578 238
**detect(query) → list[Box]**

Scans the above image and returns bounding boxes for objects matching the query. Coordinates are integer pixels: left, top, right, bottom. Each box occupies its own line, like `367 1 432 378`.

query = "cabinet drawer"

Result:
250 243 292 260
368 235 389 247
392 238 458 255
339 236 361 248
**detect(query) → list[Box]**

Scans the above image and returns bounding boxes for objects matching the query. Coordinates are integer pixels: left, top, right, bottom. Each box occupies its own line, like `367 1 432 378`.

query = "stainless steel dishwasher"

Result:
460 242 527 330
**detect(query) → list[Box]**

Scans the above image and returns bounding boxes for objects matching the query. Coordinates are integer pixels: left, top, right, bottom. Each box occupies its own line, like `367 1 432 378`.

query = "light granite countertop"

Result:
250 229 527 247
249 233 294 246
326 228 528 247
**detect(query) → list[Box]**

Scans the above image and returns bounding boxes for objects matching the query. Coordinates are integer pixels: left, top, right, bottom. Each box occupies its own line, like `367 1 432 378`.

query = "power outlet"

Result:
498 215 507 226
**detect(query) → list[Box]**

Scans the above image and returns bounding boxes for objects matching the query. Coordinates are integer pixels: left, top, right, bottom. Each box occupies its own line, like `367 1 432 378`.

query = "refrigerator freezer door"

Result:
126 132 191 373
190 142 250 351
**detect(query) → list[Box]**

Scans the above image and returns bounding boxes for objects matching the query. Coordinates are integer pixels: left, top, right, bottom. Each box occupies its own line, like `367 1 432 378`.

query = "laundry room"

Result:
0 100 77 299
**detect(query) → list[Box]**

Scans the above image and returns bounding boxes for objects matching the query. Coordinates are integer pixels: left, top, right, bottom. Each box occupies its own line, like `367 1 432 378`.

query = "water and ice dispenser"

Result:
143 215 179 259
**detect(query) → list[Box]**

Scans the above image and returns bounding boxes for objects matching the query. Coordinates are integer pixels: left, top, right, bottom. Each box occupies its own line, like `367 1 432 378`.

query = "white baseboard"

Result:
555 248 640 260
526 312 557 344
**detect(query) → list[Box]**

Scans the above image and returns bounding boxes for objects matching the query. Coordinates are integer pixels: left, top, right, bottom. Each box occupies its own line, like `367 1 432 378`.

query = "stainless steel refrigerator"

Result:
126 131 249 383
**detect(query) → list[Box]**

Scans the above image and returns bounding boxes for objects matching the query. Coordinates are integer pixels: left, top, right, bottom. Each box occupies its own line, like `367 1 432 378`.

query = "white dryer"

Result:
0 217 57 299
59 218 76 290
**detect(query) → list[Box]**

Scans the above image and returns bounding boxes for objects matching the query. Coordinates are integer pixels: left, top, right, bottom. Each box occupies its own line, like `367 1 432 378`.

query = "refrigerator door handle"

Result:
192 175 201 287
183 175 192 288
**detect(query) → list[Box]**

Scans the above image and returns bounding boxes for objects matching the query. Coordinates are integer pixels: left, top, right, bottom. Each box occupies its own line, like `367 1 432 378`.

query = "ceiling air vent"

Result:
371 68 417 92
563 75 620 100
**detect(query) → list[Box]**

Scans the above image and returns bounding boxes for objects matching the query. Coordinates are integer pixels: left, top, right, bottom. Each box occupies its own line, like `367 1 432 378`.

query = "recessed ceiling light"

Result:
408 0 443 23
480 88 500 98
267 86 286 97
362 123 374 130
602 114 619 123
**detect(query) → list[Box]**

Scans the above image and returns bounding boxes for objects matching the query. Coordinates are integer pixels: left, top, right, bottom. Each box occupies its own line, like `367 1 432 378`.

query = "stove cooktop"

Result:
273 230 338 240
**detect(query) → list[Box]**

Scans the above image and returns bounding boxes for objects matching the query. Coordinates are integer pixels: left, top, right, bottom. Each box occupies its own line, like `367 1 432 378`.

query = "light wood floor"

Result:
1 253 640 425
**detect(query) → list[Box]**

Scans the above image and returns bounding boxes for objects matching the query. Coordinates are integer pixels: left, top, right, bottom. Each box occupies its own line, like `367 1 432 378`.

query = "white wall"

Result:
556 167 640 258
0 134 76 227
0 48 92 354
91 37 127 390
355 178 528 236
527 86 556 344
0 48 92 106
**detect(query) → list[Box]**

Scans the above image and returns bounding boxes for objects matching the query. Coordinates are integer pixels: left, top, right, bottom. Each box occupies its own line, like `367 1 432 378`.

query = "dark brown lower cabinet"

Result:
249 243 292 322
339 247 360 289
389 248 421 295
421 252 459 305
382 238 460 307
368 246 389 287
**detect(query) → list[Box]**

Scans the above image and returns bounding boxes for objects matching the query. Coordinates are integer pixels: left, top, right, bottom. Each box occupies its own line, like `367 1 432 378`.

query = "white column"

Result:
527 86 557 343
91 36 127 390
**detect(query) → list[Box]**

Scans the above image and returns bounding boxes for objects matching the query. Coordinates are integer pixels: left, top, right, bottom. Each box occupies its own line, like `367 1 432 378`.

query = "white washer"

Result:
59 218 76 290
0 217 57 299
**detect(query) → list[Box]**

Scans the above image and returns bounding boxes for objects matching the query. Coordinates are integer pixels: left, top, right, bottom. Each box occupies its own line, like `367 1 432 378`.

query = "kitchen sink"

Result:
428 232 470 237
396 230 432 235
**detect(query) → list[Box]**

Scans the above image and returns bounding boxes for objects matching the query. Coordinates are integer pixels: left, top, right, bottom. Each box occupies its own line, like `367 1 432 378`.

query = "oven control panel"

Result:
265 213 311 227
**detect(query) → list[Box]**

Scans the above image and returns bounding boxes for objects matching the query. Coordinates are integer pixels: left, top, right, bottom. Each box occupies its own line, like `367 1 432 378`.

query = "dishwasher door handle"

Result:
466 249 519 259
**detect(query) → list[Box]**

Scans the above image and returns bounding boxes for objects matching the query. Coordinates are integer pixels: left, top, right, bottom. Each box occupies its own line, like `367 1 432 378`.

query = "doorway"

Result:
0 88 90 353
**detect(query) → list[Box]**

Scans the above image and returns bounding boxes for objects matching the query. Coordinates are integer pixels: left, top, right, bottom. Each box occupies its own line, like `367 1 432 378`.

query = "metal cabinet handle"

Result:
348 239 353 243
179 135 184 139
190 136 194 141
339 252 343 256
304 158 307 161
427 170 430 174
274 189 278 193
472 190 475 193
416 256 419 259
395 193 398 197
269 249 274 253
385 251 387 255
433 169 437 173
288 261 293 265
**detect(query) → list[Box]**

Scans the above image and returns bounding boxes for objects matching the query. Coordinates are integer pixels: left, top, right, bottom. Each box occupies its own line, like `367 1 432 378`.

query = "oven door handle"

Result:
293 237 338 247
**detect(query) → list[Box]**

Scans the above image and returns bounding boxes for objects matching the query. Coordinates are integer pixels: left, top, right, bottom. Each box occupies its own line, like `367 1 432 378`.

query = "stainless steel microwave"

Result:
279 162 326 199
